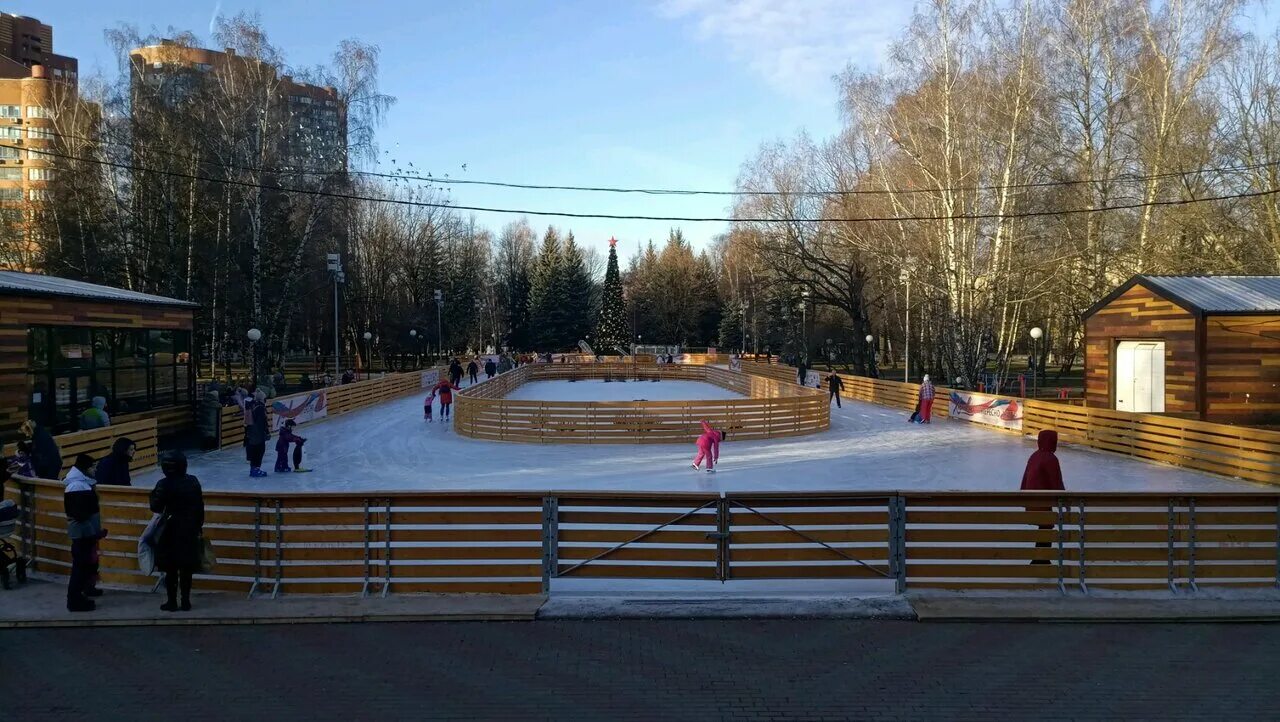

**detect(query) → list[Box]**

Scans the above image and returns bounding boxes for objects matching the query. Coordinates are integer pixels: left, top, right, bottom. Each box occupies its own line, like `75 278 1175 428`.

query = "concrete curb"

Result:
538 595 917 620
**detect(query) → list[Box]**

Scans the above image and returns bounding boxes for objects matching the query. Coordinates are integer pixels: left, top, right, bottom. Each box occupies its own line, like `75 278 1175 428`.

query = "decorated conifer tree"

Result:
595 237 629 352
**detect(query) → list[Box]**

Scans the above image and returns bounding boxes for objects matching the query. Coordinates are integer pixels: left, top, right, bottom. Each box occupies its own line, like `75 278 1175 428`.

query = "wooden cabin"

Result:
1084 275 1280 426
0 271 198 441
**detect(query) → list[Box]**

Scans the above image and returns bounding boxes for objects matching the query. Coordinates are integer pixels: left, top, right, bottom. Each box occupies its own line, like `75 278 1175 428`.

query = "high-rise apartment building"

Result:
131 41 347 174
0 13 81 269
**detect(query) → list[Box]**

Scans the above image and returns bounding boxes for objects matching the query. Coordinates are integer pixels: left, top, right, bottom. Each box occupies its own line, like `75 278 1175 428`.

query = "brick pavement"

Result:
7 619 1279 721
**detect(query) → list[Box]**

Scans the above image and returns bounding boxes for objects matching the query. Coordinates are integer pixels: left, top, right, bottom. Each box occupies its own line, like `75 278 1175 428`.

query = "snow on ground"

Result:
137 378 1264 493
505 379 742 402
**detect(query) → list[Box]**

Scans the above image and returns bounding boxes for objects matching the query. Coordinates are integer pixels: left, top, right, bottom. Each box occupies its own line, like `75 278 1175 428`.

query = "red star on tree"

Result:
608 236 618 248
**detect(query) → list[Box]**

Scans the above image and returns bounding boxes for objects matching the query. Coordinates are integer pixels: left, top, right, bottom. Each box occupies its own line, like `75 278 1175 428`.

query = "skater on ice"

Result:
430 378 462 421
467 359 479 385
484 358 497 379
917 374 936 424
826 372 844 408
691 419 725 473
274 419 308 473
244 390 270 477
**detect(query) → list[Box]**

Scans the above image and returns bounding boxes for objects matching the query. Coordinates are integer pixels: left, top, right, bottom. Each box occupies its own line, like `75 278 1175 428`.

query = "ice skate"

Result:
705 468 716 473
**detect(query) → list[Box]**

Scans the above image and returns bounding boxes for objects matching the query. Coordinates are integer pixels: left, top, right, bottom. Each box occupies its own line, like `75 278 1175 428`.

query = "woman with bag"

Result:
149 450 205 612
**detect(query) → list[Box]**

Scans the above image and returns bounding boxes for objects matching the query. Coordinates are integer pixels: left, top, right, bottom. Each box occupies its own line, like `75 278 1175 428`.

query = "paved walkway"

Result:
9 619 1280 720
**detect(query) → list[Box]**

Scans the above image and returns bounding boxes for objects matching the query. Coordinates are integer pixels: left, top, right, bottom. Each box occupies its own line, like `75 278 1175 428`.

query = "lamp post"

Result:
247 328 262 387
1029 326 1043 399
434 289 444 364
326 253 344 375
410 329 418 369
363 331 373 380
740 300 748 355
899 266 911 383
800 288 810 362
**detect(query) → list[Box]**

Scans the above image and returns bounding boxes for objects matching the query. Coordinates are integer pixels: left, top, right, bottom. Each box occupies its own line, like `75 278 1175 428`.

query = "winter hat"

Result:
253 389 267 404
20 419 35 437
923 374 931 383
92 396 107 410
160 450 188 477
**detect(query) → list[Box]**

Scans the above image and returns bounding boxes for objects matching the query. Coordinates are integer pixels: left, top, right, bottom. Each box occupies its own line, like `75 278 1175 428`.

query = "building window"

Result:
0 127 19 139
28 189 50 201
28 168 53 181
0 168 19 180
27 126 52 140
0 147 22 160
0 188 21 200
195 62 212 71
27 325 193 430
0 105 19 118
25 106 50 119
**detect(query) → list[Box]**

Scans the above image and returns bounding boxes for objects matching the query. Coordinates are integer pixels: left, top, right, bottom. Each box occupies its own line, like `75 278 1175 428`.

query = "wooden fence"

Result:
744 360 1280 485
218 372 428 449
7 482 1278 595
2 418 158 478
115 405 194 437
454 363 829 444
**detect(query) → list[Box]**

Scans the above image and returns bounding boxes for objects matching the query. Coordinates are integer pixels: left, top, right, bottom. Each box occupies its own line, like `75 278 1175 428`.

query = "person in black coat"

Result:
244 390 270 477
94 437 135 486
466 360 479 385
796 359 810 388
149 450 205 612
484 359 497 378
827 372 844 408
21 419 62 480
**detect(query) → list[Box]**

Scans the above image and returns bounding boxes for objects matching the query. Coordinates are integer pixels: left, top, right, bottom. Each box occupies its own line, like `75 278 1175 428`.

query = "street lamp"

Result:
740 300 748 356
1024 327 1044 399
326 253 344 375
363 331 373 380
434 289 444 362
247 328 262 387
800 289 810 362
899 266 910 383
410 329 418 369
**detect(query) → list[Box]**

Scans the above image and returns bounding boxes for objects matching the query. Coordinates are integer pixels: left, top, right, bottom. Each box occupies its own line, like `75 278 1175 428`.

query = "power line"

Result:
16 141 1280 224
35 127 1280 199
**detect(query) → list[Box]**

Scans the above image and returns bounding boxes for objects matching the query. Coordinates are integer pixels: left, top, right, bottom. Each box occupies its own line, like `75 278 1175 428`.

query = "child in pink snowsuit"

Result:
692 419 724 472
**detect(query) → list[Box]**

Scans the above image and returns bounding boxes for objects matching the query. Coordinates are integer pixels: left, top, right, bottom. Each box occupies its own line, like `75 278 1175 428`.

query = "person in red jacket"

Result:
691 419 725 473
918 374 936 423
1021 429 1064 563
431 379 462 421
1020 430 1064 491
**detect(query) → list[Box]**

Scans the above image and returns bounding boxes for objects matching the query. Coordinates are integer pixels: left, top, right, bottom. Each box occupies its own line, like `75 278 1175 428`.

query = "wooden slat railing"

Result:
2 418 158 477
7 483 1277 595
454 362 829 444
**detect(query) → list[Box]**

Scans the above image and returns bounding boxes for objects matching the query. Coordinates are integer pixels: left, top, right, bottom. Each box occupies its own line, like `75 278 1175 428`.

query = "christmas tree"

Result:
595 236 629 352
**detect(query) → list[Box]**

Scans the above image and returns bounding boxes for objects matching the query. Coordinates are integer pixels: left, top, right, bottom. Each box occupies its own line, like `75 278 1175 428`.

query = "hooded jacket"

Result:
149 472 205 569
94 437 134 486
696 419 723 460
1020 430 1065 491
244 393 270 447
79 396 110 429
27 421 62 480
63 466 102 540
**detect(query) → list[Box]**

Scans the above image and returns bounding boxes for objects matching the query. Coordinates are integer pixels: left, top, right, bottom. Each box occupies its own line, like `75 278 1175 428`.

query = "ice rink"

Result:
505 379 742 402
137 379 1264 493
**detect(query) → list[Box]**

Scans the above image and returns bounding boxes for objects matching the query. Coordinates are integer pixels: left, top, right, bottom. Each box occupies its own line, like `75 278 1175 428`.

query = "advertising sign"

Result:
420 369 440 389
947 391 1023 430
271 391 328 431
729 355 742 372
804 370 822 388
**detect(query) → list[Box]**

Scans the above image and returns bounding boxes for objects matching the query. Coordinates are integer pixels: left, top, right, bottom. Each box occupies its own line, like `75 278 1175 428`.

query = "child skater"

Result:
691 419 726 473
424 391 436 422
430 378 462 421
273 419 308 473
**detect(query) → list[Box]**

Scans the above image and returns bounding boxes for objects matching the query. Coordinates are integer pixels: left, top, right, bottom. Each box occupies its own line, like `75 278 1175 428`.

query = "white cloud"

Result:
656 0 908 97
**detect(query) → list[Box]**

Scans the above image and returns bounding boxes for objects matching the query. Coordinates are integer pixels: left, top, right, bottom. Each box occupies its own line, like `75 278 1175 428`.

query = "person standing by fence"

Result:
94 437 135 486
244 390 270 478
1020 429 1064 564
21 420 62 480
918 375 936 424
797 358 809 387
150 451 205 612
63 453 102 612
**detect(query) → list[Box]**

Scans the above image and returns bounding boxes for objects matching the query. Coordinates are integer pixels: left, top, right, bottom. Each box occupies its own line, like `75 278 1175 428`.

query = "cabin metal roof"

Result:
0 271 200 309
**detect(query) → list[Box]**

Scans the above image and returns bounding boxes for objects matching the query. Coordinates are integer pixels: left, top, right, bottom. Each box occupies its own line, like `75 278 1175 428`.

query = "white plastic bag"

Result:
137 513 163 575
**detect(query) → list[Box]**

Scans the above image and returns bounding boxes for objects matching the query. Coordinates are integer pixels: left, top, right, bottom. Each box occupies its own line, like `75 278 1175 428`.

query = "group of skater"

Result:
233 388 309 477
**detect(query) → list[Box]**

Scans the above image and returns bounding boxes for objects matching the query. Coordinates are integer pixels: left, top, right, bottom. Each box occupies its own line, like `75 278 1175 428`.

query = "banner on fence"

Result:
420 369 440 389
804 370 822 388
948 391 1023 430
729 355 742 372
271 391 327 431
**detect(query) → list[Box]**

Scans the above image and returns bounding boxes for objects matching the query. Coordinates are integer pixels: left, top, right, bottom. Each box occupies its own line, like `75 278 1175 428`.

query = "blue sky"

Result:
11 0 911 253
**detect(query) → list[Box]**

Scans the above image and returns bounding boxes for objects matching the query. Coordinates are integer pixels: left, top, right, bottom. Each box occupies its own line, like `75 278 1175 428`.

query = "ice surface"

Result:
504 379 742 402
135 380 1265 493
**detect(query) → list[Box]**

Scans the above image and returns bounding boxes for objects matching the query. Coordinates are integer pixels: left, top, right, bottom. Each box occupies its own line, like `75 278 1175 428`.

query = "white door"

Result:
1115 341 1165 413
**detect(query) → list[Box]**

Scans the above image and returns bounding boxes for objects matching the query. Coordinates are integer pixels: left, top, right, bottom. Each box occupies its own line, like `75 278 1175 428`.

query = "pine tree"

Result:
528 226 565 350
595 237 629 352
718 303 743 351
561 232 593 347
